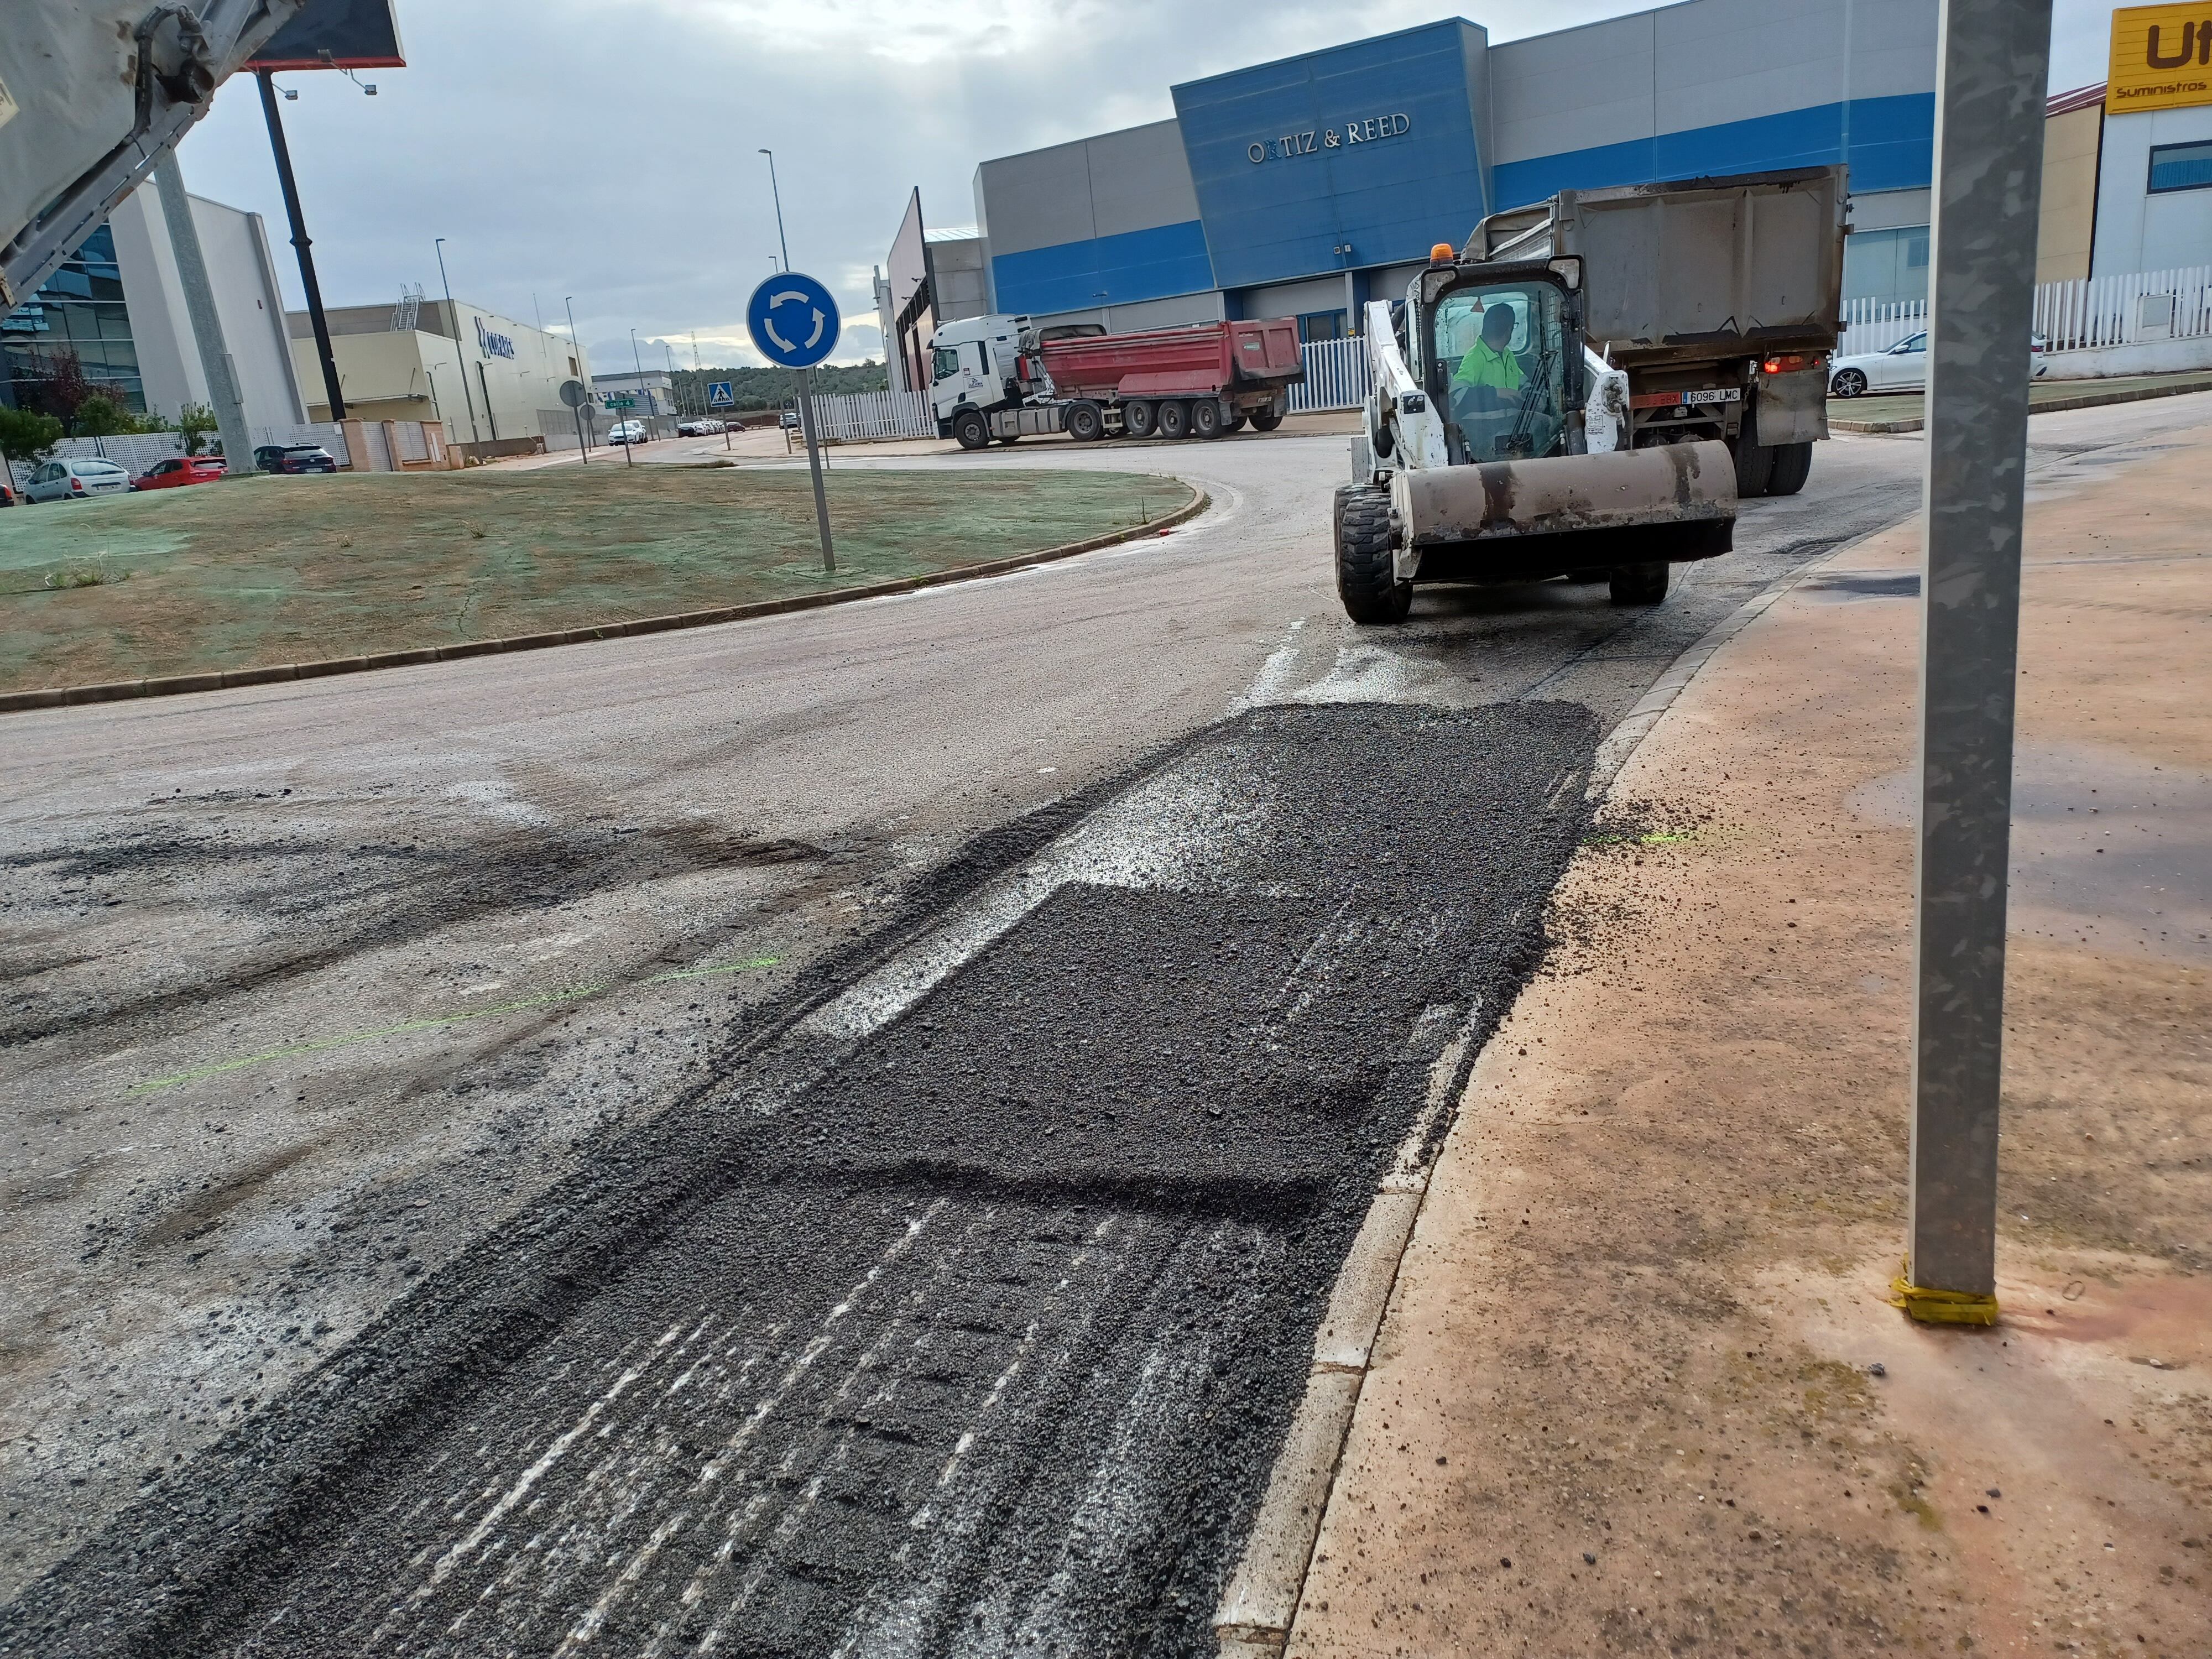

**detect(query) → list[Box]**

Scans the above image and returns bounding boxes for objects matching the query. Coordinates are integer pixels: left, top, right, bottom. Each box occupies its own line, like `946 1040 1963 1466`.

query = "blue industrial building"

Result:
885 0 1940 390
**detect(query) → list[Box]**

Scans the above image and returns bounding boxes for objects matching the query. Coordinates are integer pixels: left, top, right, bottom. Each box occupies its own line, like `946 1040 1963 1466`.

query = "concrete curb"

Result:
1829 372 2212 434
0 485 1208 715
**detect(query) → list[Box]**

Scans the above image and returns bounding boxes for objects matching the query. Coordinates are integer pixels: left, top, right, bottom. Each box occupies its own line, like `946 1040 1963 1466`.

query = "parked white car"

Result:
676 417 725 436
606 419 648 445
1829 331 2050 397
23 457 132 502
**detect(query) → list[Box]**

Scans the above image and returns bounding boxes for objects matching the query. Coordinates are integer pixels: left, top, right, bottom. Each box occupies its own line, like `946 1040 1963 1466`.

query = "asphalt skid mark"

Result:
3 701 1594 1659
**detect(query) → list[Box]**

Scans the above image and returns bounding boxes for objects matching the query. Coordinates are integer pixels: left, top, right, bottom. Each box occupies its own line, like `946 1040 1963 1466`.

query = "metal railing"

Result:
1841 265 2212 358
1287 336 1370 413
809 388 935 442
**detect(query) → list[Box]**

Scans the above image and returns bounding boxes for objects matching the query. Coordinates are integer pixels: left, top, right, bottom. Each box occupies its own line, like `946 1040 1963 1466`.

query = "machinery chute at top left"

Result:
0 1 310 310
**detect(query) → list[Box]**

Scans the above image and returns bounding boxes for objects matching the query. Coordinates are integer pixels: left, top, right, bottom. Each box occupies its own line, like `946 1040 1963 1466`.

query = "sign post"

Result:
1897 0 2052 1327
746 273 842 575
707 380 736 450
559 377 591 464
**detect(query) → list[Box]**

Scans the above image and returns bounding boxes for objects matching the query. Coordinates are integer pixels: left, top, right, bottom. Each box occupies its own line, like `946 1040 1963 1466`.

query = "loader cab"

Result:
1412 260 1584 466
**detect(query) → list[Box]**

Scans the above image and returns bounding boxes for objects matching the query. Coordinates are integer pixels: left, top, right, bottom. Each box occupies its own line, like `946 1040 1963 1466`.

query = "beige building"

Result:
288 299 591 447
2038 84 2107 284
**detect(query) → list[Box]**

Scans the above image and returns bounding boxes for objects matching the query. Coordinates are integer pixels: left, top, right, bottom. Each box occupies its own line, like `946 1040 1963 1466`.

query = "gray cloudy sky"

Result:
173 1 2119 376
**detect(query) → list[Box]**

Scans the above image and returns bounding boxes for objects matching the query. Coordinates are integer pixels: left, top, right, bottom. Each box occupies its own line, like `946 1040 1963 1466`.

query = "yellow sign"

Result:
2110 4 2212 112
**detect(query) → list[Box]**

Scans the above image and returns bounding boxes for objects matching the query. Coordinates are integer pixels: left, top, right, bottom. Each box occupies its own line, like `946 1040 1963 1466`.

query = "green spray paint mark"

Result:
1581 830 1699 848
128 955 782 1094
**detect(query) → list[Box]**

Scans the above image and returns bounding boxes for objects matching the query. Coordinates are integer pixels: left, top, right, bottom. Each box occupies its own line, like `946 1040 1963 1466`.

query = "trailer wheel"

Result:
1731 439 1775 498
1123 400 1156 439
1249 402 1285 432
1191 398 1223 439
1156 400 1190 440
1766 441 1813 495
1335 485 1410 625
1065 401 1105 444
953 410 990 451
1609 561 1670 607
1224 409 1248 433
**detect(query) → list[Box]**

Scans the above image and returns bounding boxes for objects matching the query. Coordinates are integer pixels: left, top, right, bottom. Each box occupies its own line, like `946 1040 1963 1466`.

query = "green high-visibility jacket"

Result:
1452 337 1524 392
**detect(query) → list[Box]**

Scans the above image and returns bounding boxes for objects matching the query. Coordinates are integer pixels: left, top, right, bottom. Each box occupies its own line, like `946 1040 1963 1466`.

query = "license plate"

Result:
1630 387 1742 410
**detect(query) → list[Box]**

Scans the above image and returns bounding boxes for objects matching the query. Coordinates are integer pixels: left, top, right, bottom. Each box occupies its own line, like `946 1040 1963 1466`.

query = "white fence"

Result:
1288 336 1370 413
1841 264 2212 359
811 388 935 442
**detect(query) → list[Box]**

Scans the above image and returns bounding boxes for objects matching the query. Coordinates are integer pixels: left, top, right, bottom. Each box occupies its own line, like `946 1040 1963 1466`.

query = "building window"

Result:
1841 225 1932 308
1297 309 1347 343
2148 140 2212 195
1 225 146 413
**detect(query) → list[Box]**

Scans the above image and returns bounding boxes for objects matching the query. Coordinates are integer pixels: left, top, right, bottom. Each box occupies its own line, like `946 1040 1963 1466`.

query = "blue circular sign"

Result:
746 273 842 369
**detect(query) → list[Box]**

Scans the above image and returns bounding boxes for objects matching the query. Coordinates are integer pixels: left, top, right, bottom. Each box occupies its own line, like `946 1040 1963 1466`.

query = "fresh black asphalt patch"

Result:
2 701 1596 1658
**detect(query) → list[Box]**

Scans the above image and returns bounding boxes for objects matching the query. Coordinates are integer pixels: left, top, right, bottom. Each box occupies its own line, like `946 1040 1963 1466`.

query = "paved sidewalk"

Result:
1286 425 2212 1655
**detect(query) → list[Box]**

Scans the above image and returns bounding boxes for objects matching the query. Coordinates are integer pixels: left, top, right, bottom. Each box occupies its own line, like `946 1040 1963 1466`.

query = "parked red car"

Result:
134 455 228 491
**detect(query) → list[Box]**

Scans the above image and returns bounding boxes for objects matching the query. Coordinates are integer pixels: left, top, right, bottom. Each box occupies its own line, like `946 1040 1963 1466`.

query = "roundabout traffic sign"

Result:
745 272 841 370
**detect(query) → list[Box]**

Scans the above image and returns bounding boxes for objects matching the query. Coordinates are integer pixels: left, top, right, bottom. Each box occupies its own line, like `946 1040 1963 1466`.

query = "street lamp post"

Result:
435 237 481 445
759 149 791 272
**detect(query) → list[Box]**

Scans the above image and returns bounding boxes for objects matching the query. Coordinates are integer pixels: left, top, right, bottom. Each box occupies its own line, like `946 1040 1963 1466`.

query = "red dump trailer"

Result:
928 313 1306 446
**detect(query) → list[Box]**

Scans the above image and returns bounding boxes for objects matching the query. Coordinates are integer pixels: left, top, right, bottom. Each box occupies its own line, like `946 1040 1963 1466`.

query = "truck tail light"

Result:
1760 352 1824 375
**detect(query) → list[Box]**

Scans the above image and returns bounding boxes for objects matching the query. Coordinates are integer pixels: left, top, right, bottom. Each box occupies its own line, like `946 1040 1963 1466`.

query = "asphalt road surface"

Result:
3 395 2205 1656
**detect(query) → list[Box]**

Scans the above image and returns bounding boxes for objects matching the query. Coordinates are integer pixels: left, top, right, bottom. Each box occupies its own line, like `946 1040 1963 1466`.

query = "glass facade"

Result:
1 226 146 413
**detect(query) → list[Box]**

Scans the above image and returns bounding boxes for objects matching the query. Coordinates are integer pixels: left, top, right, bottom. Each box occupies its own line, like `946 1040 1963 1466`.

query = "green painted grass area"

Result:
0 465 1191 692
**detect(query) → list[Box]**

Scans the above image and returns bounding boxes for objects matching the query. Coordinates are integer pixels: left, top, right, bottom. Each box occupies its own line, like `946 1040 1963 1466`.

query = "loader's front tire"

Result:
1335 485 1410 625
1609 561 1671 607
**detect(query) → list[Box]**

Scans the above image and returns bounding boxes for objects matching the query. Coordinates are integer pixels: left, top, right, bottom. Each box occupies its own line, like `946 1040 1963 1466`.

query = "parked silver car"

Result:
1829 331 2050 397
23 457 132 502
607 419 649 445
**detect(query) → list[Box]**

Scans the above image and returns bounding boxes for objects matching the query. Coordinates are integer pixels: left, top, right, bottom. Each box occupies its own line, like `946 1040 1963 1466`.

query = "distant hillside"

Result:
669 362 890 413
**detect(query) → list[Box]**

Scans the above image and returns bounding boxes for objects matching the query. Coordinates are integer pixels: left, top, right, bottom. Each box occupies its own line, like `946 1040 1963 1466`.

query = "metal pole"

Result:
1901 0 2052 1321
797 365 834 573
760 149 791 272
564 295 589 461
435 238 481 444
152 155 253 471
256 71 345 421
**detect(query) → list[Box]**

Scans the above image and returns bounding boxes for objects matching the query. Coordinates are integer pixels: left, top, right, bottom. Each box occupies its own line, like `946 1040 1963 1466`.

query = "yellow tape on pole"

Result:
1888 1260 2000 1327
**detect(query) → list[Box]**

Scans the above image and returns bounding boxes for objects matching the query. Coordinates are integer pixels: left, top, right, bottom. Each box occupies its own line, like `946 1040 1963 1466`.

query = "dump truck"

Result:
927 315 1305 448
1338 165 1846 622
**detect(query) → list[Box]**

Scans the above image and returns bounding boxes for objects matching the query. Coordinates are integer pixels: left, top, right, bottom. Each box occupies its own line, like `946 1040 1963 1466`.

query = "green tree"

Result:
0 404 66 488
177 401 220 456
74 394 127 439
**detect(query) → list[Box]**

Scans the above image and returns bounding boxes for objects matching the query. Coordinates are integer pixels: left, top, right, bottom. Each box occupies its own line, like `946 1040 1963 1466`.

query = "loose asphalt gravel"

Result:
4 394 2208 1656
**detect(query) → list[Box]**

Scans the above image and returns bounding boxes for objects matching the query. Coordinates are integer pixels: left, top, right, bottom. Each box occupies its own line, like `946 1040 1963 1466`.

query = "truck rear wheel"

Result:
1124 400 1157 439
1157 400 1190 440
1766 441 1813 495
1335 485 1410 625
953 410 990 451
1609 561 1671 607
1224 409 1248 432
1191 398 1222 439
1065 401 1105 443
1249 402 1285 432
1731 438 1775 498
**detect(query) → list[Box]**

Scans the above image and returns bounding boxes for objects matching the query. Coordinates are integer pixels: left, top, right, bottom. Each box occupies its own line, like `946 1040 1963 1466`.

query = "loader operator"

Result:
1451 302 1526 458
